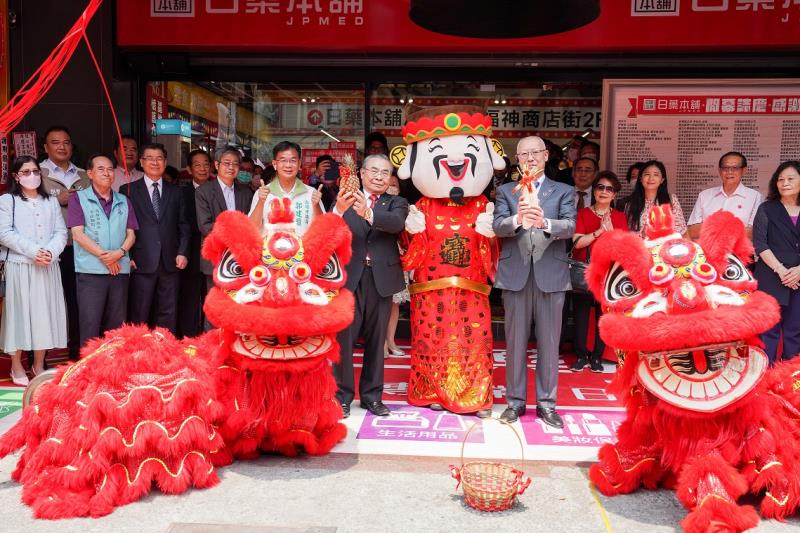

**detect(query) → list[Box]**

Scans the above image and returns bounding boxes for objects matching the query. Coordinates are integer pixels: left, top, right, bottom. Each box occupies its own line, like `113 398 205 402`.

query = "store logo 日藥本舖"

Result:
631 0 680 16
151 0 195 17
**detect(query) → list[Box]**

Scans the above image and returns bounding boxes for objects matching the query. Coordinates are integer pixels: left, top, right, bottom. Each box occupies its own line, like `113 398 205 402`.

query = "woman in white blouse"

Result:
0 156 68 385
624 160 688 238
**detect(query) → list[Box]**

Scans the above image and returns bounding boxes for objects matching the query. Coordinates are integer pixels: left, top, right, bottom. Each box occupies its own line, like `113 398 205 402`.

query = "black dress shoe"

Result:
535 406 564 429
499 406 526 424
475 409 492 419
341 403 350 419
360 400 391 416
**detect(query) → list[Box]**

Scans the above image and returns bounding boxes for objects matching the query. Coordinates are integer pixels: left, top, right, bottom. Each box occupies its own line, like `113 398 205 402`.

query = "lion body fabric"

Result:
586 206 800 532
0 206 354 519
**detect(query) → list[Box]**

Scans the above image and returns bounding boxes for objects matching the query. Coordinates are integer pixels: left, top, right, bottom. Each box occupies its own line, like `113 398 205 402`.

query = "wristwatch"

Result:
119 248 128 257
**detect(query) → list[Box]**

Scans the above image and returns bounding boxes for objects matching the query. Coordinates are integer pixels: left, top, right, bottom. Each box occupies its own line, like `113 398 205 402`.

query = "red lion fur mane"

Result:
0 206 354 519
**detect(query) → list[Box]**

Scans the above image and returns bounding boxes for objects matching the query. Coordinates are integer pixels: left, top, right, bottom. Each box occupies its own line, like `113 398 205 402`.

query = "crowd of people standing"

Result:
0 126 797 420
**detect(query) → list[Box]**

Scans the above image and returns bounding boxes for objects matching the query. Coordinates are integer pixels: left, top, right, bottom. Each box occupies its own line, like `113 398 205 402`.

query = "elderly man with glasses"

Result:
332 153 409 418
493 135 576 428
687 151 762 241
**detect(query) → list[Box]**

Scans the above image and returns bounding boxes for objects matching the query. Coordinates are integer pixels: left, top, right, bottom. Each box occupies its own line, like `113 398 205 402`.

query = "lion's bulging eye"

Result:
605 263 642 302
316 253 344 283
721 255 751 282
217 250 246 282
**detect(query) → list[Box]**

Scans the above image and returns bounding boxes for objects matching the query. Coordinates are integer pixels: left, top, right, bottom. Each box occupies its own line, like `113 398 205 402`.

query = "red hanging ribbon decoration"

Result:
0 0 129 180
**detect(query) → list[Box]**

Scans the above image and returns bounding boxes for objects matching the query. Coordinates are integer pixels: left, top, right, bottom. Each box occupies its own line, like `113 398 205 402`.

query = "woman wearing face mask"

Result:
384 175 410 358
0 156 68 385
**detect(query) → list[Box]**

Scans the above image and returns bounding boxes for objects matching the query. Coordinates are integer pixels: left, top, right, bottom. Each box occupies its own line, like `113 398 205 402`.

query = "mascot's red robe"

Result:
587 205 800 532
403 195 496 413
0 200 353 519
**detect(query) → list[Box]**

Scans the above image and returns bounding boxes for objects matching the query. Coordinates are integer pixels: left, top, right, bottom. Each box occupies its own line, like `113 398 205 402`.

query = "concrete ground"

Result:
2 449 800 532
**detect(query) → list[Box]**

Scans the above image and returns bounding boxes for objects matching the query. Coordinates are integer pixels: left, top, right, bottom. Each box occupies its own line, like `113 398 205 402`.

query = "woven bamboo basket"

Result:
449 417 531 512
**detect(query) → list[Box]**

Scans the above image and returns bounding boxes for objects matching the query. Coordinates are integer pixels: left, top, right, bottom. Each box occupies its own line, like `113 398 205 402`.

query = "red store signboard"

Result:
119 1 800 53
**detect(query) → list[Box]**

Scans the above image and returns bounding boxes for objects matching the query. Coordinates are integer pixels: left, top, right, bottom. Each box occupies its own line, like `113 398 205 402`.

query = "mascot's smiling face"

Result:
587 206 780 413
201 199 354 363
394 109 505 203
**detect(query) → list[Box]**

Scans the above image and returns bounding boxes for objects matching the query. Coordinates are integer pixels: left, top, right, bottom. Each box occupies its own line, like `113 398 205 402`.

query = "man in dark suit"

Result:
333 154 409 418
177 149 213 338
493 135 576 428
195 146 254 328
122 143 190 335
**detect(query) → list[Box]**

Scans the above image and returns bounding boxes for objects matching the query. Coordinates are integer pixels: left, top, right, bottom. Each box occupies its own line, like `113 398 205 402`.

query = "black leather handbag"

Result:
565 242 591 294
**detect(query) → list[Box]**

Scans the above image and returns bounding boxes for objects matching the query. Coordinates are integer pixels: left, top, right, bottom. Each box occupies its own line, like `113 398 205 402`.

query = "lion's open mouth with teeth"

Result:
232 334 334 361
636 342 767 412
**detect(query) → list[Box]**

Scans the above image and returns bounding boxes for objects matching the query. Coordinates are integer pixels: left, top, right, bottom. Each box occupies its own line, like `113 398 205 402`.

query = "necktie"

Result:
152 182 161 219
577 191 586 210
369 193 378 209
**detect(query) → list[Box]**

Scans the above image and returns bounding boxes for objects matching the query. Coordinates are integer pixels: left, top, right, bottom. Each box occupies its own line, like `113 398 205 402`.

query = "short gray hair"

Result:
362 153 391 169
215 145 242 163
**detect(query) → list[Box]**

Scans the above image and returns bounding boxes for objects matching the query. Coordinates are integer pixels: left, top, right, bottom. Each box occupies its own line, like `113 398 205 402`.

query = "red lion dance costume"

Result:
393 106 505 415
586 204 800 532
0 200 353 518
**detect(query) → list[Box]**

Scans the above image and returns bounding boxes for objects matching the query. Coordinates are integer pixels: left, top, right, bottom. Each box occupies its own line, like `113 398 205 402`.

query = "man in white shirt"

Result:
40 125 90 360
687 151 762 240
111 135 144 191
571 157 597 211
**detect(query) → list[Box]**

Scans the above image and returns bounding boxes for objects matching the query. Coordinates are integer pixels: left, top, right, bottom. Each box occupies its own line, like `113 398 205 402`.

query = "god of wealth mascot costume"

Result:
586 204 800 532
0 199 353 519
391 105 505 415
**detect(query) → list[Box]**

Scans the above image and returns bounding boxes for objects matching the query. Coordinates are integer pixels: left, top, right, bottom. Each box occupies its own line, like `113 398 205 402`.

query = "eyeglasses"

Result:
364 167 391 178
142 156 166 163
719 165 743 172
516 149 547 160
16 169 41 177
595 184 617 193
92 167 114 175
275 158 298 166
219 160 240 168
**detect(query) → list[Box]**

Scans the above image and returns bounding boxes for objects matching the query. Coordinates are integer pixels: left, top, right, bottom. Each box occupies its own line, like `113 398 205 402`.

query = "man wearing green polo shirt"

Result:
249 141 323 235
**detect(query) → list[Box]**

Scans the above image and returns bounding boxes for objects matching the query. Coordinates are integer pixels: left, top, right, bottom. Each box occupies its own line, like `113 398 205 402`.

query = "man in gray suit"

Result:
493 136 576 428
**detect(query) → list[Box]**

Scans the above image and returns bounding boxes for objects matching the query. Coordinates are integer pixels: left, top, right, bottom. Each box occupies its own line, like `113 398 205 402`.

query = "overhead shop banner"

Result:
119 1 800 52
602 79 800 211
371 97 601 151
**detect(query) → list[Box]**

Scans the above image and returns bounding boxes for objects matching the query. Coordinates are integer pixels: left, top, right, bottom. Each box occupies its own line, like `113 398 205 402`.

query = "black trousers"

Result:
128 261 179 335
59 246 80 358
334 266 392 405
76 273 129 348
203 275 215 331
177 269 206 338
573 291 605 359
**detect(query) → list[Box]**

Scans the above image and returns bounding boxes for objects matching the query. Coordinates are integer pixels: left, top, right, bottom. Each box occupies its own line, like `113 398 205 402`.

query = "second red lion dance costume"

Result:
392 106 505 415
